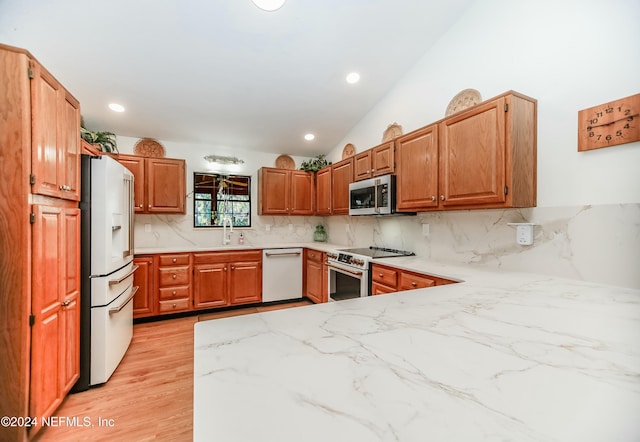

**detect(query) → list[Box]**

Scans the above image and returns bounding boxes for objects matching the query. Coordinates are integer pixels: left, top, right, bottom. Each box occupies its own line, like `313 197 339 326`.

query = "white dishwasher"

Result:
262 248 303 302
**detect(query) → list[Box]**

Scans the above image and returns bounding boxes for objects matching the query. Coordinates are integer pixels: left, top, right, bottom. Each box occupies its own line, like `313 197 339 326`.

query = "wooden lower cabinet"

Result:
30 203 80 429
157 253 192 314
135 250 263 317
371 263 456 295
133 256 155 318
304 249 327 303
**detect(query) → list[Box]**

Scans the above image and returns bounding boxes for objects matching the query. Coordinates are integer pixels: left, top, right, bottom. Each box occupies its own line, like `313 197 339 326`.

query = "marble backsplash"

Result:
134 203 639 289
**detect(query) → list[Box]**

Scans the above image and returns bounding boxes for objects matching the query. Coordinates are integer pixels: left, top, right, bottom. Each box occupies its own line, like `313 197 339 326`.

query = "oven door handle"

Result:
325 262 364 277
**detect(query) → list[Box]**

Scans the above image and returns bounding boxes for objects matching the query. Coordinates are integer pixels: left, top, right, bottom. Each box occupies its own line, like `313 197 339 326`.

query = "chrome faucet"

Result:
222 217 233 245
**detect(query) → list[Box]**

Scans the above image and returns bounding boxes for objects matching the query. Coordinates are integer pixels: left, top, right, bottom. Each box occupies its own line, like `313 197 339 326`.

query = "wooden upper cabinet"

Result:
258 167 314 215
330 158 353 215
353 142 395 181
315 167 332 215
116 155 145 212
114 155 185 214
290 170 315 215
353 150 372 181
30 62 80 202
439 92 536 209
371 141 395 176
146 158 186 213
396 124 439 211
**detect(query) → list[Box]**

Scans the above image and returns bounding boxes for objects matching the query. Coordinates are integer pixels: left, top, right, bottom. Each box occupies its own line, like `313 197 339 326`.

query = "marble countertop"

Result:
194 261 640 441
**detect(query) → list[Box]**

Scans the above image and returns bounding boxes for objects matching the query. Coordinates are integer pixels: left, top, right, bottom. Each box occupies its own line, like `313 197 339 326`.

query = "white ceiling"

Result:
0 0 475 156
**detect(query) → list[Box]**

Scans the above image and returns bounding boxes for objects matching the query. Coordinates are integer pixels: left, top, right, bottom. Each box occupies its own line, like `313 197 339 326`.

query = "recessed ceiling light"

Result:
108 103 125 112
251 0 286 11
304 133 315 141
346 72 360 84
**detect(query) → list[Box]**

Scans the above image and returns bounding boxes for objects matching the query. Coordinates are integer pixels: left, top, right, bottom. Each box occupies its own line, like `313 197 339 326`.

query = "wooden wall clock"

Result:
578 93 640 151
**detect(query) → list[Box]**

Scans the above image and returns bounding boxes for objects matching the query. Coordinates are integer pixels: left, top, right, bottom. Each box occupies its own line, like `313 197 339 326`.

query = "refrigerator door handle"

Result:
108 265 139 286
122 174 135 258
109 286 139 314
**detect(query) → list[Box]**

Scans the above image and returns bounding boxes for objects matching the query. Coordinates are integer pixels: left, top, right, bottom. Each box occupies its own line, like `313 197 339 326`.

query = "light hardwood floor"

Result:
34 300 312 442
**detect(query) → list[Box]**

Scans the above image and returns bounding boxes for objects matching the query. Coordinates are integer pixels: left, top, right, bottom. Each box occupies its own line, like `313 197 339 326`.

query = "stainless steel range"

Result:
326 246 415 301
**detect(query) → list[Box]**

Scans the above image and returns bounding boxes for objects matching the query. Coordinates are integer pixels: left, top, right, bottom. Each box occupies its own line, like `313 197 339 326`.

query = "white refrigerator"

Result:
74 154 136 391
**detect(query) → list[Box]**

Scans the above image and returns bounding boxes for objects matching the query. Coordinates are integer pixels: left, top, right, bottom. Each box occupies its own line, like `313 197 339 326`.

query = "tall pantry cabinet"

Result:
0 43 81 441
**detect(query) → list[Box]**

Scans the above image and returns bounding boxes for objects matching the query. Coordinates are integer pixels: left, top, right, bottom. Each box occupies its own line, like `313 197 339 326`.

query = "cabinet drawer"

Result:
305 249 323 263
158 266 190 286
159 254 190 266
371 265 398 288
158 285 190 301
158 298 190 313
193 250 262 264
371 281 395 296
399 271 435 291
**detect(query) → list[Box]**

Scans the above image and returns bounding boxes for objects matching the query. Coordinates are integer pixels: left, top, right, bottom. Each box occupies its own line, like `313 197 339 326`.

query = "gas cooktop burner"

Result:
337 246 415 259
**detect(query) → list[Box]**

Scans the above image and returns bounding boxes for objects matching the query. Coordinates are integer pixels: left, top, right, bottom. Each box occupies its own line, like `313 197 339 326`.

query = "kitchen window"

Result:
193 173 251 228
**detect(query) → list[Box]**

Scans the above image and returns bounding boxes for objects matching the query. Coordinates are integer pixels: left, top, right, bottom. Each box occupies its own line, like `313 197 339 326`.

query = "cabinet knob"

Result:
172 274 177 279
431 196 436 202
440 195 445 201
172 303 177 308
379 273 384 278
148 205 152 208
231 266 235 270
224 267 227 271
61 299 71 307
172 290 176 295
139 204 143 208
411 282 417 287
172 258 177 263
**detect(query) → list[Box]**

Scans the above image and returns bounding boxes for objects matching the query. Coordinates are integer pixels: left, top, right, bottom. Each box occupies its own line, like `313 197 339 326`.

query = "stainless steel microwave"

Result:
349 174 396 215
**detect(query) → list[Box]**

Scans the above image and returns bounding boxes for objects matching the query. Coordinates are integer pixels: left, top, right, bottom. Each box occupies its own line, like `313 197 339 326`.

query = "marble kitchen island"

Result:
194 263 640 442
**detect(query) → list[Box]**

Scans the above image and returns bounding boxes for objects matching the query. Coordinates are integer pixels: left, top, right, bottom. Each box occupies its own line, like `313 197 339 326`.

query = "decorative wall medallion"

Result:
445 89 482 116
133 138 166 157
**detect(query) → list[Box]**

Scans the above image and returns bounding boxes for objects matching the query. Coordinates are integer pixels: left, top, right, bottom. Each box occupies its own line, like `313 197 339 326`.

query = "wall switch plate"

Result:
421 223 430 237
265 224 271 232
144 223 151 233
288 223 293 232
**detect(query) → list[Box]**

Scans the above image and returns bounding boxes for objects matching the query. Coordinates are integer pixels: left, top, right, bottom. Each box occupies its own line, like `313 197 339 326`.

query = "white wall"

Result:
328 0 640 207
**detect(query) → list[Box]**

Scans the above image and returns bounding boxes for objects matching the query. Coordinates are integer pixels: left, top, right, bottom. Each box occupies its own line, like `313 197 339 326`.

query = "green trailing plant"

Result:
80 127 118 153
300 154 331 172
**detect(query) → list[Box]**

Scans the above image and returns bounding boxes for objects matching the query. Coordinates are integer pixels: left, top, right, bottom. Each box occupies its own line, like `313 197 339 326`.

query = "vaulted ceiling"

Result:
0 0 475 155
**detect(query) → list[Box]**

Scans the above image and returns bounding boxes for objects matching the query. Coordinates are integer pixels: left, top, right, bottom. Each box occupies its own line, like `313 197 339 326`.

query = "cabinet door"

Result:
146 158 186 213
315 167 332 215
439 97 507 207
60 208 80 394
117 155 146 213
133 256 155 318
353 150 372 181
396 125 439 210
59 91 81 201
372 142 395 176
305 259 323 303
193 263 228 308
290 170 315 215
259 167 290 215
229 261 262 305
331 159 353 215
31 63 62 199
30 205 63 419
371 281 395 295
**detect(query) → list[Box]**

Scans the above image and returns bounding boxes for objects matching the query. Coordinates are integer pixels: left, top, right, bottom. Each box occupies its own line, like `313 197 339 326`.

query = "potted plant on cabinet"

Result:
80 126 118 153
300 154 331 172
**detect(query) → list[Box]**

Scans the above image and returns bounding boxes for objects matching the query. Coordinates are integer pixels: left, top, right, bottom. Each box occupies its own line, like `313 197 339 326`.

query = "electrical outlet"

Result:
288 223 293 232
421 223 429 237
265 224 271 232
144 223 151 233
